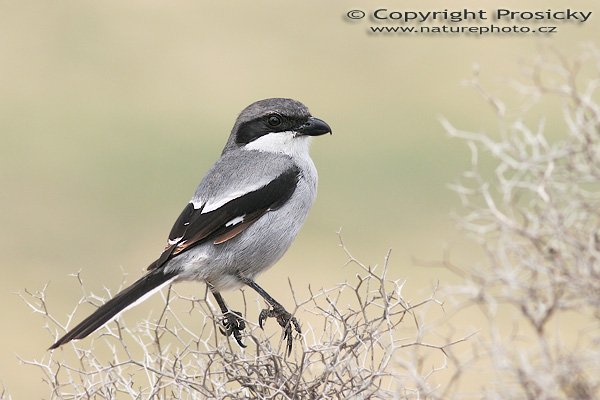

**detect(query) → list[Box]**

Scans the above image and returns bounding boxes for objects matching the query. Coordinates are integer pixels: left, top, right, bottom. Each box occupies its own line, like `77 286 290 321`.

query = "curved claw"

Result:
232 327 247 348
281 315 301 355
219 310 247 348
257 306 301 355
258 309 269 329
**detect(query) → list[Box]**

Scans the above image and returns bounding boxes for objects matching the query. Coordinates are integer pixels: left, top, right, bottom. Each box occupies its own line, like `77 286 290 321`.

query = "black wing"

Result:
148 166 300 271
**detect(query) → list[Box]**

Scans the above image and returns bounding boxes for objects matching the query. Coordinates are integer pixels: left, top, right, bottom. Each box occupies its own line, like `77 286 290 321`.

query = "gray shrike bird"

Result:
49 98 331 354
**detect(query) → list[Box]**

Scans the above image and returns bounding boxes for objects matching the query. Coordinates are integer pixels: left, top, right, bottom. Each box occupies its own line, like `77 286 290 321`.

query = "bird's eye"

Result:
267 114 282 127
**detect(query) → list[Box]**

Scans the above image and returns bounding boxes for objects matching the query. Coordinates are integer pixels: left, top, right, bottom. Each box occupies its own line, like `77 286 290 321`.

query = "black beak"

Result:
296 117 332 136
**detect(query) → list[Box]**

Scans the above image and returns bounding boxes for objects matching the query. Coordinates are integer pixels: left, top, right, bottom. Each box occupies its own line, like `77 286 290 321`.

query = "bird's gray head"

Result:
222 98 331 155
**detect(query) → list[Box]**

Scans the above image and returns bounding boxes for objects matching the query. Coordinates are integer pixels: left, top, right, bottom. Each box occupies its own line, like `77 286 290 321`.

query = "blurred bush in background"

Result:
441 45 600 399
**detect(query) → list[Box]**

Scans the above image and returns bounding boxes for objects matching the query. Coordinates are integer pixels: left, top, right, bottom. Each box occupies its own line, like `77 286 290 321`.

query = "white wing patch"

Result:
168 236 183 245
202 191 247 214
225 215 245 227
201 180 272 214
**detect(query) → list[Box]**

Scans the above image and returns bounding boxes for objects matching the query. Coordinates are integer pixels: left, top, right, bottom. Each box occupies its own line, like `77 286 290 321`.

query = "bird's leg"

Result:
240 277 301 355
211 290 246 348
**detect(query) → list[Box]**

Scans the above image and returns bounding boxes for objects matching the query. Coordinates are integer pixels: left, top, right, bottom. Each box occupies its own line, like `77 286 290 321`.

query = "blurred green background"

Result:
1 0 598 397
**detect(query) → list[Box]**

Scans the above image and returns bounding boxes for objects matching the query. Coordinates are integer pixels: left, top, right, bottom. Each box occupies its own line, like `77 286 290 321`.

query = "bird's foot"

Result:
219 310 246 348
258 305 301 355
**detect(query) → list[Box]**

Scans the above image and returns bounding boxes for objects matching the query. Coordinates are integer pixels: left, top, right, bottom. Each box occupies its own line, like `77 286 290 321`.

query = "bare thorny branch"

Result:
19 234 459 399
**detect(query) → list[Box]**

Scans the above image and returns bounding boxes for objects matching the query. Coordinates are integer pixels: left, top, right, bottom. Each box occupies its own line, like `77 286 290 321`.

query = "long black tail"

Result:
49 269 177 350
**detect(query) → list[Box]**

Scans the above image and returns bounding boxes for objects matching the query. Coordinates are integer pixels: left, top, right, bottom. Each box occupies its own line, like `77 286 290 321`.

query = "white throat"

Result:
244 131 313 160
